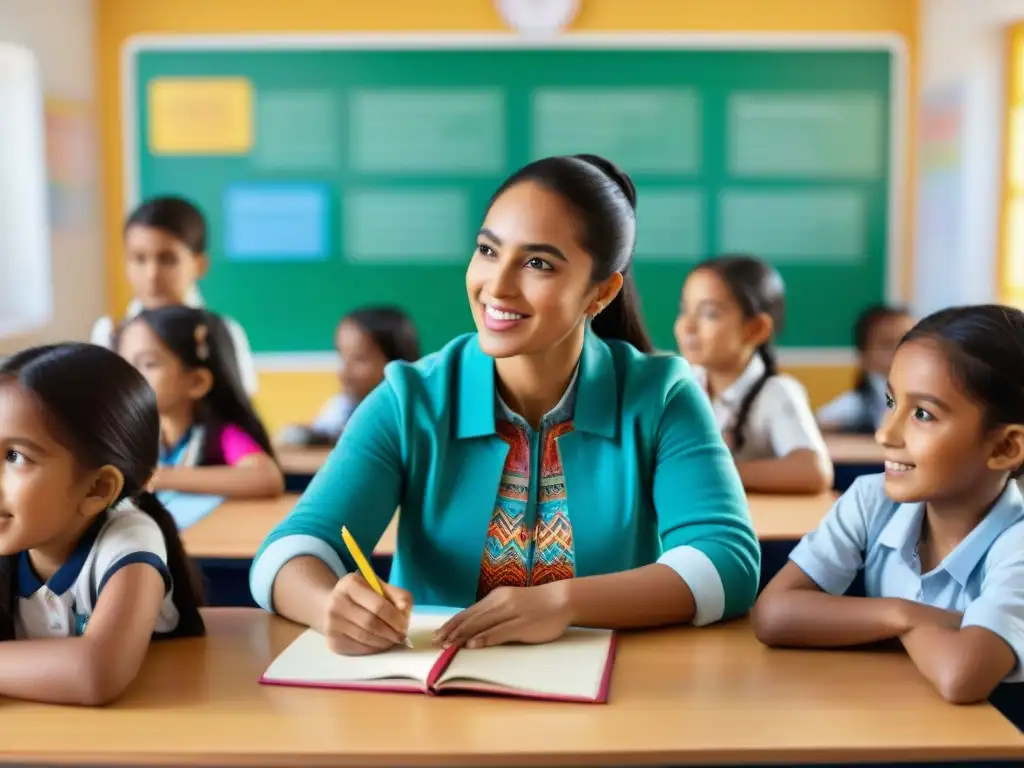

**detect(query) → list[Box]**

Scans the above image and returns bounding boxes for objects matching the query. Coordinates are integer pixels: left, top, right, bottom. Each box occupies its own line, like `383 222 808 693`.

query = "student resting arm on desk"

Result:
250 155 760 654
117 306 284 500
753 305 1024 704
0 345 204 705
674 255 833 494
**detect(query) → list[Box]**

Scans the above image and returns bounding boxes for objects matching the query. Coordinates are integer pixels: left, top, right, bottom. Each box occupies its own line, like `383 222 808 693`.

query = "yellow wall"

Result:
1002 24 1024 310
96 0 919 432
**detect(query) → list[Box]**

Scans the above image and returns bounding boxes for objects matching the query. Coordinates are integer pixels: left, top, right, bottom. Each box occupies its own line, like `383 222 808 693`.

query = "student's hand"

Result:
433 581 573 650
323 573 413 656
899 600 963 633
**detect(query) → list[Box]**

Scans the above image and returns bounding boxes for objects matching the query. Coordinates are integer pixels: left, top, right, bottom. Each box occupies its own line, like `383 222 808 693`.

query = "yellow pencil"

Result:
340 526 412 648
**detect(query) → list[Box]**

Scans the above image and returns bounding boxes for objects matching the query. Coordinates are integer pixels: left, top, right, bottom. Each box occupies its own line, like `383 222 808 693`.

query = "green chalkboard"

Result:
131 42 896 355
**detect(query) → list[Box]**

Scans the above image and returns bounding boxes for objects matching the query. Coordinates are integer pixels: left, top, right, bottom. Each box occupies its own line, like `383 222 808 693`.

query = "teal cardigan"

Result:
250 331 760 624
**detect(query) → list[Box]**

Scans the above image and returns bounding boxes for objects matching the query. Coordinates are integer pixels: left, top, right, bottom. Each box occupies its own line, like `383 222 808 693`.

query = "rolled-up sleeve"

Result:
249 382 404 611
788 476 876 595
961 524 1024 682
654 380 760 625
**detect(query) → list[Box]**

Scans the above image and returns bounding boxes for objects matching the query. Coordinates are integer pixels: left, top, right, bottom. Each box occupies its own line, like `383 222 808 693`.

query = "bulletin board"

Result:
126 36 905 357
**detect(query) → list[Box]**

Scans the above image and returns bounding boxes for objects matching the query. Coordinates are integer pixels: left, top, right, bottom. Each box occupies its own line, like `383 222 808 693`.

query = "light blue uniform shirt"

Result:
790 473 1024 681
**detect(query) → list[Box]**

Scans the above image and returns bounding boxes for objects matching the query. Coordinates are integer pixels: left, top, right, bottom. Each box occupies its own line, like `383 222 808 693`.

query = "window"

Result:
0 42 51 335
1002 25 1024 309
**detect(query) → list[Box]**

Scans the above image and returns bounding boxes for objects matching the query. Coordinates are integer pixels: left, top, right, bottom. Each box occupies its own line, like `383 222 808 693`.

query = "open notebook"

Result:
261 610 616 703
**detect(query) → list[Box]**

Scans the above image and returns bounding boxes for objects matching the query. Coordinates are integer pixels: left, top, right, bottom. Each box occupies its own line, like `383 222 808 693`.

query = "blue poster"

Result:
224 183 329 260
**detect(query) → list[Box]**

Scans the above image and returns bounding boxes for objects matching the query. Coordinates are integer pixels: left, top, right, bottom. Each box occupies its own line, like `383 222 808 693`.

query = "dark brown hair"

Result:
0 344 205 640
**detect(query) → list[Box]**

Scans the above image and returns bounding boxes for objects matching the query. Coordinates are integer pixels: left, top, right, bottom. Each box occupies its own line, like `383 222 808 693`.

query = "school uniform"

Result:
816 372 888 433
89 286 258 396
691 355 829 462
310 394 357 439
790 474 1024 681
159 423 264 468
16 501 179 639
250 329 761 626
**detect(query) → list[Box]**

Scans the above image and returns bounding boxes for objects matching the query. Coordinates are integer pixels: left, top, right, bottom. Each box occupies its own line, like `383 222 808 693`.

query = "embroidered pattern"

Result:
477 420 576 597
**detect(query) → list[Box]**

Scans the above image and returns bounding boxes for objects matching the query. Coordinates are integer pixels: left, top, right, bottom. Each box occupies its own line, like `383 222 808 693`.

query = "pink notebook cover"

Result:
260 633 617 704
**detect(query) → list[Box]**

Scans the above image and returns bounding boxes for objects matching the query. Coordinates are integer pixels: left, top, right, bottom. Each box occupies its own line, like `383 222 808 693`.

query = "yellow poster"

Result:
148 77 253 154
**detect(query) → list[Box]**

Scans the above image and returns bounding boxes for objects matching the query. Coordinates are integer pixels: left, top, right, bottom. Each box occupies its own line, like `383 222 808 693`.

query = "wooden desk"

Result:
277 446 331 476
182 493 833 561
826 433 884 465
181 495 397 560
0 609 1019 766
748 491 835 541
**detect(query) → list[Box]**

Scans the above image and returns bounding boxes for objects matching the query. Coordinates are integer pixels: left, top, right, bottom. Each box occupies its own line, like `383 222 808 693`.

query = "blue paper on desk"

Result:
156 491 226 530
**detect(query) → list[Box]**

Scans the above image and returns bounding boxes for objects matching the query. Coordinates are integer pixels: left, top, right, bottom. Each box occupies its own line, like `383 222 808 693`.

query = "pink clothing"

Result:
219 424 264 465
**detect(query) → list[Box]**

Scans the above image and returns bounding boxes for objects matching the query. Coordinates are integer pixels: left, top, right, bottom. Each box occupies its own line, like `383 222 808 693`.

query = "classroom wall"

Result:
915 0 1024 315
0 0 104 354
95 0 919 432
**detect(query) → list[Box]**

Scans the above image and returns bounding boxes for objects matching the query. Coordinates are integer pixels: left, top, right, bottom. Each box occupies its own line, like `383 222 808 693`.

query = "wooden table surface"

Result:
181 492 835 560
825 434 885 465
0 608 1019 766
181 495 398 559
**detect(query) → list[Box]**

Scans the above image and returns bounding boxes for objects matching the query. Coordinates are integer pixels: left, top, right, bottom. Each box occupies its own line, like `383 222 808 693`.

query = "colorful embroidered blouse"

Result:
477 369 579 598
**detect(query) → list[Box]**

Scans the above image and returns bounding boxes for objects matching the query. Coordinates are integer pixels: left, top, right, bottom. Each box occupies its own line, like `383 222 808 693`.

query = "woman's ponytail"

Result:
590 267 654 353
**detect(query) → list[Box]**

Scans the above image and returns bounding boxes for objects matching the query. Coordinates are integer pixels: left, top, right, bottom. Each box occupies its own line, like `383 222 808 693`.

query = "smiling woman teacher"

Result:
249 155 759 654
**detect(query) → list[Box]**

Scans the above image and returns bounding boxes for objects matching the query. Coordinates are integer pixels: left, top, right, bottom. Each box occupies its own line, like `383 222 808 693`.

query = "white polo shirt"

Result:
15 501 180 639
691 354 829 462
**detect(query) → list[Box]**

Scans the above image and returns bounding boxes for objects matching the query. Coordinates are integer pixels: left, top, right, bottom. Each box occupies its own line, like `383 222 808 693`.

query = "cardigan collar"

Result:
455 328 617 440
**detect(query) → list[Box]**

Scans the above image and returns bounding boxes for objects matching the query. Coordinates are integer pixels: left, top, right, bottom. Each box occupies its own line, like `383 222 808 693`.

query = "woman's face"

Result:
465 181 617 360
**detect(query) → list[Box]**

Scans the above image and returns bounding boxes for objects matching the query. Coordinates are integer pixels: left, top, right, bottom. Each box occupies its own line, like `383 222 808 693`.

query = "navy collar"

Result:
17 511 108 598
160 426 194 467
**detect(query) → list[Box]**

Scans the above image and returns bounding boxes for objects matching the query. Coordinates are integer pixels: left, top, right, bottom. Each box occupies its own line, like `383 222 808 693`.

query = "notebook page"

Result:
436 628 613 700
262 612 449 686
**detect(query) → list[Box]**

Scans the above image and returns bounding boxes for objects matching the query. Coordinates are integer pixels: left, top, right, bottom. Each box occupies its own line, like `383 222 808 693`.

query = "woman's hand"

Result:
323 573 413 656
433 581 573 650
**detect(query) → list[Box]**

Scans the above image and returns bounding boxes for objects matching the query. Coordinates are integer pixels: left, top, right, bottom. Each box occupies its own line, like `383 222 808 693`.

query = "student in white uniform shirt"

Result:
90 196 258 396
675 255 832 494
0 343 204 705
754 305 1024 705
817 304 914 434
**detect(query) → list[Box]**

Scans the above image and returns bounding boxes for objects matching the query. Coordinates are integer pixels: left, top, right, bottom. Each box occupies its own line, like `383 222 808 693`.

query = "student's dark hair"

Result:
124 196 207 254
0 344 205 641
852 303 911 394
901 304 1024 478
692 254 786 453
488 154 653 353
341 306 421 363
124 306 276 465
